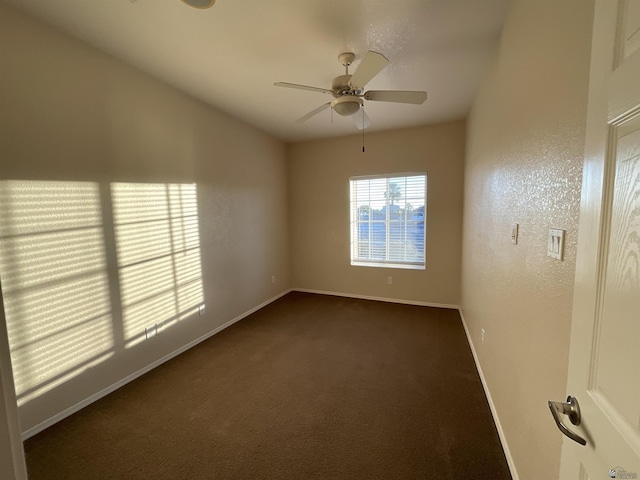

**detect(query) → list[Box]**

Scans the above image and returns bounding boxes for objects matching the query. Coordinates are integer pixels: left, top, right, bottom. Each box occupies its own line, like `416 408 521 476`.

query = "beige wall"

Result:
0 4 290 433
289 121 465 307
461 1 594 479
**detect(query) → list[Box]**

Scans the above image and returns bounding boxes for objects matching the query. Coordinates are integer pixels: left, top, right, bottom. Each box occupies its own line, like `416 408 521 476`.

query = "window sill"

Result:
351 261 425 270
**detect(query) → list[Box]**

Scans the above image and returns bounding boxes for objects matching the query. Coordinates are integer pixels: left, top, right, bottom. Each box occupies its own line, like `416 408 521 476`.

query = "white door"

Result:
557 0 640 478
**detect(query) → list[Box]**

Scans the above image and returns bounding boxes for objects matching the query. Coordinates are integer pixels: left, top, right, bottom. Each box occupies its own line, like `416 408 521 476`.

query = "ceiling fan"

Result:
274 51 427 130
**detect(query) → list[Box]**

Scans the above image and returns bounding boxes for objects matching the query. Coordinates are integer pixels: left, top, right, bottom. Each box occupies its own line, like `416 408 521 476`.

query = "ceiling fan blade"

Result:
348 51 389 89
274 82 333 95
364 90 428 104
352 108 372 130
296 102 331 123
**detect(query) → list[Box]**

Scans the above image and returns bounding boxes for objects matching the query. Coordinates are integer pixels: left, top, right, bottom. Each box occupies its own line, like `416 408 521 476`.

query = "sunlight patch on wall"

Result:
0 181 114 406
111 183 204 347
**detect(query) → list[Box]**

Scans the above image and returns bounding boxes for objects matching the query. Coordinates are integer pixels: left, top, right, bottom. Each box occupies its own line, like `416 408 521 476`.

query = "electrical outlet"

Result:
145 324 157 339
199 304 205 316
511 223 519 245
387 276 393 285
481 328 485 345
272 275 276 284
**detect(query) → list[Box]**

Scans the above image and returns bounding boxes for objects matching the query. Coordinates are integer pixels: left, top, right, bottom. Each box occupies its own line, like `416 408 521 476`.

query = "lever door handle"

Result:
548 395 587 446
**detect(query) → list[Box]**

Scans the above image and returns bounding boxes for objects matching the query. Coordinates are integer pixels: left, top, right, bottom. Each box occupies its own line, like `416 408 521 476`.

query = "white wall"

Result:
0 3 290 434
461 1 594 478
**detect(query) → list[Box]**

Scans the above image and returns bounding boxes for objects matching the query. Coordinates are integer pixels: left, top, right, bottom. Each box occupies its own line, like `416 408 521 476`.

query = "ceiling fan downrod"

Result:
338 52 355 75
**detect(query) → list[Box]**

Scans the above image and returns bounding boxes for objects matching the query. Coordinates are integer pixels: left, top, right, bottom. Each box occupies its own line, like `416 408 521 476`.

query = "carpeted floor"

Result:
23 292 511 479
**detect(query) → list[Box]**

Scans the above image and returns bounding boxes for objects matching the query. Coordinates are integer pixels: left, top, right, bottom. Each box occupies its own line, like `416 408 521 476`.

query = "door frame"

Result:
0 284 28 480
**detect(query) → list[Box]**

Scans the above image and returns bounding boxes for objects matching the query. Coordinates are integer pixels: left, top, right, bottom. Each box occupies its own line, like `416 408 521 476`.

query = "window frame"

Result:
349 172 427 270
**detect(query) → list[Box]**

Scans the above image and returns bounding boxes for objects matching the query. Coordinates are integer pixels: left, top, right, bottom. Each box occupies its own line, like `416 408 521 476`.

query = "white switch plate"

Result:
547 229 565 260
511 223 519 245
199 304 206 315
387 276 393 285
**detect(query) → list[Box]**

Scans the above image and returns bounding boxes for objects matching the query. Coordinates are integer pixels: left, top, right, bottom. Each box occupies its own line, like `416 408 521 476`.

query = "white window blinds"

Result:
350 173 426 269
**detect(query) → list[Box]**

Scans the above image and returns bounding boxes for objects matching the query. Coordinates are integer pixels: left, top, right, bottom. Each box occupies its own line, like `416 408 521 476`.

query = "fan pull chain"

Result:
362 107 365 153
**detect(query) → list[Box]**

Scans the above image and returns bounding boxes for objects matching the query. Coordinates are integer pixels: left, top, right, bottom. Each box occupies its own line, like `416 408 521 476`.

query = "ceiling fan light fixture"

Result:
181 0 215 9
331 96 363 117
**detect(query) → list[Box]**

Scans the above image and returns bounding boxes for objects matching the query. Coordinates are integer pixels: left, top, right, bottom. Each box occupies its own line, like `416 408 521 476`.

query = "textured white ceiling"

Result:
3 0 511 142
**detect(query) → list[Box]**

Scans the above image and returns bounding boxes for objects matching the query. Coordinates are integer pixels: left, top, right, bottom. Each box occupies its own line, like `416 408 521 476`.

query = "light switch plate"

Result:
547 229 565 260
511 223 519 245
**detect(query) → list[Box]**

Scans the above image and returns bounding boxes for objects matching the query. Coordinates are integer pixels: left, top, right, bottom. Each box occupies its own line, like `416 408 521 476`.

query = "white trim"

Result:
349 171 427 181
21 289 292 440
458 307 520 480
293 288 458 310
351 261 425 270
0 288 27 479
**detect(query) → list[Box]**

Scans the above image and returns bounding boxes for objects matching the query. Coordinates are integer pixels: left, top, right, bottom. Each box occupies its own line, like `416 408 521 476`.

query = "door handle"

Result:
548 395 587 446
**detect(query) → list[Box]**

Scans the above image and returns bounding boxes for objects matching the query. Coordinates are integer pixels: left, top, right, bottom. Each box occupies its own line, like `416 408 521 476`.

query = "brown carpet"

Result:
23 292 511 479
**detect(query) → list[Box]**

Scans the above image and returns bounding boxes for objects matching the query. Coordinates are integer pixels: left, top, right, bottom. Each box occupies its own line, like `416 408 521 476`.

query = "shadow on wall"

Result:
0 180 204 406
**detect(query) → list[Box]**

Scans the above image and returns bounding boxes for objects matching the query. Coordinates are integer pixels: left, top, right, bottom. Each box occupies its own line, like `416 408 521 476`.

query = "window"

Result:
350 173 426 269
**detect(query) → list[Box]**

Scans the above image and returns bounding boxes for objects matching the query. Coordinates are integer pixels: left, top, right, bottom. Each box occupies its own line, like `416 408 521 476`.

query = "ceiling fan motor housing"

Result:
331 75 352 96
331 75 363 97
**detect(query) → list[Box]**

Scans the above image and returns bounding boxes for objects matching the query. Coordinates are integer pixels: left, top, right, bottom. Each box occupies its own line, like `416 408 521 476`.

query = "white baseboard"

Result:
458 307 520 480
21 289 293 441
293 288 459 310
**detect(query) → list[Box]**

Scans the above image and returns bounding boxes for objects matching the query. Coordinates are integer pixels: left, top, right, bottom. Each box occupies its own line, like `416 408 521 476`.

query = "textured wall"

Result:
461 1 594 479
0 4 289 432
289 121 465 307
